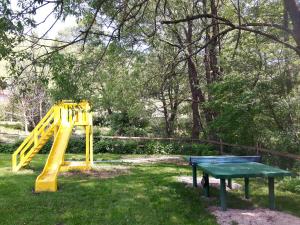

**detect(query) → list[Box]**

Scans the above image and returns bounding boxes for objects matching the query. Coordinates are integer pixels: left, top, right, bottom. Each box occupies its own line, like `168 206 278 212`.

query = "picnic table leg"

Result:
220 178 227 211
203 173 210 197
227 178 232 189
268 177 275 210
192 164 197 187
244 177 249 199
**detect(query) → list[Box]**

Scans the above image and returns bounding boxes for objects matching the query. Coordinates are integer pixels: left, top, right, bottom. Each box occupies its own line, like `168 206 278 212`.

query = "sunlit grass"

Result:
0 154 216 225
0 153 299 225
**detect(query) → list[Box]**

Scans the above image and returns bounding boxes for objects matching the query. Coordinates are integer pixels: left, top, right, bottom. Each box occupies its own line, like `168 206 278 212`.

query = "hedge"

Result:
0 138 218 156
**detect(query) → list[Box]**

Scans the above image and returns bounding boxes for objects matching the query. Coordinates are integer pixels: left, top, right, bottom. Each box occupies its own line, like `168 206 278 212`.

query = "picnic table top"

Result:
188 155 261 164
198 162 292 179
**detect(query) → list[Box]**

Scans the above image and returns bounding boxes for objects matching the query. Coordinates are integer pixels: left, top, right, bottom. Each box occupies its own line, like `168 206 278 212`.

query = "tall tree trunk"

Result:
283 5 293 94
186 20 204 139
209 0 220 82
21 100 28 133
202 0 221 140
39 100 43 121
160 77 181 137
161 90 172 137
284 0 300 53
107 107 113 115
168 82 180 137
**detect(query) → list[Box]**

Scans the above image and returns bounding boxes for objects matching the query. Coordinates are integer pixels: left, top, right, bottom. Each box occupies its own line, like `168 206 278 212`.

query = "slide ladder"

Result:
12 101 93 192
12 106 59 172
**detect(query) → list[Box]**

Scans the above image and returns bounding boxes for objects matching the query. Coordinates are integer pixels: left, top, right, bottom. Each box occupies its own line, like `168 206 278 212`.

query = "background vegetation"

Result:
0 0 300 154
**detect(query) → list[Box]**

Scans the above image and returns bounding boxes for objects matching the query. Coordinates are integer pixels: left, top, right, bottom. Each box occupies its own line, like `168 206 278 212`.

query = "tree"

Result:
144 42 189 137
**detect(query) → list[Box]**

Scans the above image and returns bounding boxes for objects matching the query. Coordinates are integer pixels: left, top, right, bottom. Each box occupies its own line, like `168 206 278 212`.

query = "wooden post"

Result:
268 177 275 210
256 143 259 155
220 179 227 211
192 164 197 187
219 139 224 154
244 177 249 199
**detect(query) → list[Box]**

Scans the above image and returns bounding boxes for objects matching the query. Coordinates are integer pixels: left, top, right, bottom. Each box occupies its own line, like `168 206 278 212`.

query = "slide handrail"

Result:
12 106 58 171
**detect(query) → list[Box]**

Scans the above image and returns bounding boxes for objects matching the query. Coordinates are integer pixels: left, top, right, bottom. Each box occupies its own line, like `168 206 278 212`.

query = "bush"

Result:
0 140 23 153
109 112 150 136
1 138 218 156
278 177 300 194
93 139 217 155
0 122 23 130
93 140 139 154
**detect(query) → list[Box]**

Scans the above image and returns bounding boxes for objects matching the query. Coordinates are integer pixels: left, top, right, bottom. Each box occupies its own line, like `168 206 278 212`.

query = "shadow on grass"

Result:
1 154 299 225
0 161 218 225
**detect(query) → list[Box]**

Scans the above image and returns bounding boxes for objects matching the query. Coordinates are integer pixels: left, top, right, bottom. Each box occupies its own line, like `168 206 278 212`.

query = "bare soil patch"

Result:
120 156 185 165
160 157 188 166
177 175 242 190
61 165 131 179
210 207 300 225
94 156 186 165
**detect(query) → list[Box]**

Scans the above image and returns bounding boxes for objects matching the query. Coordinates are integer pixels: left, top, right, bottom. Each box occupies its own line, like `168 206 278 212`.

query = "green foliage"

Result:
208 71 300 152
93 139 217 155
0 140 23 153
278 177 300 194
49 53 84 101
1 0 300 157
110 112 149 136
0 138 217 156
207 73 264 144
0 122 23 130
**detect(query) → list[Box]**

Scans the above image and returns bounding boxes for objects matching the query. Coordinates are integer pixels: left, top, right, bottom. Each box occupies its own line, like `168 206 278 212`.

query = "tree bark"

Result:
160 77 181 137
161 90 172 136
186 20 203 139
284 0 300 50
202 0 221 140
21 100 28 133
283 4 293 93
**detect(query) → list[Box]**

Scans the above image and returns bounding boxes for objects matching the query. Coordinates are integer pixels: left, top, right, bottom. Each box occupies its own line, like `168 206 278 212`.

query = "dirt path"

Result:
177 175 300 225
95 156 185 165
62 165 131 178
177 175 242 190
210 207 300 225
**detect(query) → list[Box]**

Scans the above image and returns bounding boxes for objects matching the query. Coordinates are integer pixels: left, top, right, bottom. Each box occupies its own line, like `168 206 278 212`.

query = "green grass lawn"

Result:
0 153 299 225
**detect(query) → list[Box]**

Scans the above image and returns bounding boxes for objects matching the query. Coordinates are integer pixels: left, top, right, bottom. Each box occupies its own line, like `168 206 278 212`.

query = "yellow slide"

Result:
35 122 73 192
13 101 93 192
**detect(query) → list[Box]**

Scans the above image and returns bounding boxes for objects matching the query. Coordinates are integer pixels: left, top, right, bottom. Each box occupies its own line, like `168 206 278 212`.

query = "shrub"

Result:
0 122 23 130
278 177 300 194
0 140 23 153
109 112 150 136
66 137 85 153
0 143 13 153
93 139 217 155
1 138 218 156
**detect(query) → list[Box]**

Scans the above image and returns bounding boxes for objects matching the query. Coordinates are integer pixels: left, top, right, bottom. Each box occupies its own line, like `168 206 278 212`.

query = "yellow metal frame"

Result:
12 100 93 192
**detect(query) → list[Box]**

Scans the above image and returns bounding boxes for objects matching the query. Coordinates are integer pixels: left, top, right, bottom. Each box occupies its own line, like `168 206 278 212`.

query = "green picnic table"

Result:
188 156 292 211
